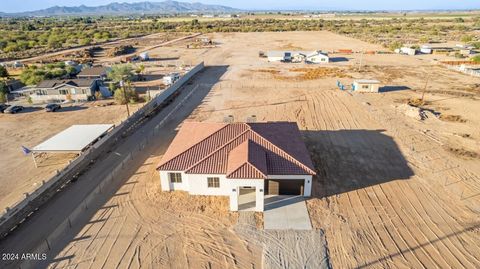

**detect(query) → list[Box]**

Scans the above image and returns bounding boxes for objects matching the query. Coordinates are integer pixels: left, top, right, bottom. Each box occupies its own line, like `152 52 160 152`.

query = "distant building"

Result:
420 45 432 54
77 66 110 80
353 79 381 93
139 52 150 61
399 47 417 56
27 79 102 103
267 50 328 63
267 51 292 62
305 51 329 64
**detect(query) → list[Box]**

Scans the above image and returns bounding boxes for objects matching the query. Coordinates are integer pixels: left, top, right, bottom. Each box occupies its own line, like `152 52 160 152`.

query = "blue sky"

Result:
1 0 479 13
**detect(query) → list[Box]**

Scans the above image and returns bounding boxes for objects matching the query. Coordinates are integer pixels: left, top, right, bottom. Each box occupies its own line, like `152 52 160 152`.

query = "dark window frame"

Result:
169 172 182 183
207 177 220 188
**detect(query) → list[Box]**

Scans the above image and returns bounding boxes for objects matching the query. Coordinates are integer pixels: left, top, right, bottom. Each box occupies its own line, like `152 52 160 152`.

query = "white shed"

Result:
353 79 381 93
420 45 432 54
400 47 417 56
305 51 329 64
266 51 291 62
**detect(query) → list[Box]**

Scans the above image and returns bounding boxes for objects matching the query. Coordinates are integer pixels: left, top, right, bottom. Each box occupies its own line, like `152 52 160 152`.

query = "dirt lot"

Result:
4 31 480 268
0 101 142 211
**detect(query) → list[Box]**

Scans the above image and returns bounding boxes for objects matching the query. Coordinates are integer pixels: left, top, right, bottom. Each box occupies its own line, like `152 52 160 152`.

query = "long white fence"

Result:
0 62 205 238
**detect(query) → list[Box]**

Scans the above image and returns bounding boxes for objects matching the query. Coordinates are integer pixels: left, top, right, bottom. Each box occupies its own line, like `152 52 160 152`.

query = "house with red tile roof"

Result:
157 121 316 212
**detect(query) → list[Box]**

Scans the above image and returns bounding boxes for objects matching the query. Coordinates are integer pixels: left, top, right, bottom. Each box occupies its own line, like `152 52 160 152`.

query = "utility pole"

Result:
120 79 130 117
358 49 364 72
421 71 430 102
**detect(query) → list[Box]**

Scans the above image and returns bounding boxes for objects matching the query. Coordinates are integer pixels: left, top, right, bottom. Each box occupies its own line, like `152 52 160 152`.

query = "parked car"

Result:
0 104 10 113
3 105 23 114
45 103 61 112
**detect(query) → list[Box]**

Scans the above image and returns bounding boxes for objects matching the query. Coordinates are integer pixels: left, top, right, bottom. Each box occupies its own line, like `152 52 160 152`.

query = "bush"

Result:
0 91 6 103
114 86 139 105
460 35 473 43
0 65 8 78
472 55 480 63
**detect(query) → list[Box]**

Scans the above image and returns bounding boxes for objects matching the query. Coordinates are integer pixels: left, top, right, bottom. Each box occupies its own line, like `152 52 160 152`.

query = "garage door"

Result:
265 179 304 195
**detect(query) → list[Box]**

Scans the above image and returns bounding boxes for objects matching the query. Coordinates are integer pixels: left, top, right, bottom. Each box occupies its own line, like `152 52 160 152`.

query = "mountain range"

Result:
1 1 239 17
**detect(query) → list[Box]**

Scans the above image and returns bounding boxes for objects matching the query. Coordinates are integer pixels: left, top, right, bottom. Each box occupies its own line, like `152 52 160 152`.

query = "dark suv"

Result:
3 105 23 114
0 104 10 113
45 103 61 112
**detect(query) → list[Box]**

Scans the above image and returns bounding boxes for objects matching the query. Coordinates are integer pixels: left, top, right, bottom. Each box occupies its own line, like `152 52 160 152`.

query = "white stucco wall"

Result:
307 55 329 63
159 171 313 212
267 175 313 197
354 83 380 93
230 179 265 212
159 171 189 191
187 174 230 196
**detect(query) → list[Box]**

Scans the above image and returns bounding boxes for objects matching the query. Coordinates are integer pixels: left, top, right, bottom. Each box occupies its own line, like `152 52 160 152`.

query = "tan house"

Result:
157 122 316 212
29 79 102 103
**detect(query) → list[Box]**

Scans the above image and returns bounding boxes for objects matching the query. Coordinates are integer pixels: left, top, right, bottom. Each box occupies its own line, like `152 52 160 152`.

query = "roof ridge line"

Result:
184 124 251 173
248 127 316 175
157 122 231 168
226 161 267 179
226 139 267 178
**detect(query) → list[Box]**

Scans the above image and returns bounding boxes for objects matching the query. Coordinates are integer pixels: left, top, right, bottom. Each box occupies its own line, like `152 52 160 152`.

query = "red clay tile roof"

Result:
157 122 316 178
226 140 268 179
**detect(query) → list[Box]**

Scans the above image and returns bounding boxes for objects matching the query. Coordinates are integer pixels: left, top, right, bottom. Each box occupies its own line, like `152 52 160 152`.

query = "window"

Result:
207 177 220 188
362 85 369 89
59 89 69 95
169 172 182 183
36 90 47 95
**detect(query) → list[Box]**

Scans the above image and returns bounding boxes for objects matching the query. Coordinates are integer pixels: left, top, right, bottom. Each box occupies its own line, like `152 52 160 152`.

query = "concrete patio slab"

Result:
264 195 312 230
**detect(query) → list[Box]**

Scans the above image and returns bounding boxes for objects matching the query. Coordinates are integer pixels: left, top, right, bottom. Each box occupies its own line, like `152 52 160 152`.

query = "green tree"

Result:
472 55 480 63
114 85 139 105
0 81 7 103
0 65 8 79
0 91 7 103
107 64 134 82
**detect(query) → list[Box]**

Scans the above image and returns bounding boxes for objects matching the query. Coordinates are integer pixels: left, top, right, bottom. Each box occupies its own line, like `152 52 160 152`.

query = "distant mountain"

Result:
2 1 239 17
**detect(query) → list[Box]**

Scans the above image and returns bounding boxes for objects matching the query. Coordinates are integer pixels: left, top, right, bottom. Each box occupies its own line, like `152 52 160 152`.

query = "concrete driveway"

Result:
264 195 312 230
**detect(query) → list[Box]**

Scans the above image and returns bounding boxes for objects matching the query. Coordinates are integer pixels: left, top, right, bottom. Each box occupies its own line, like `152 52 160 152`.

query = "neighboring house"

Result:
305 51 329 64
353 79 381 93
291 52 307 63
29 79 102 103
267 51 328 63
157 121 316 212
77 66 110 80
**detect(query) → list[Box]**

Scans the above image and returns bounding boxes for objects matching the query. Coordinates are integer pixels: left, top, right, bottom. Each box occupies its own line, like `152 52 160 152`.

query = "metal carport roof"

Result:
32 124 114 153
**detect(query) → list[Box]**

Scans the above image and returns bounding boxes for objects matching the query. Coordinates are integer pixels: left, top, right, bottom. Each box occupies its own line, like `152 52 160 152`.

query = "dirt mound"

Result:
439 114 467 123
396 104 437 120
445 147 479 159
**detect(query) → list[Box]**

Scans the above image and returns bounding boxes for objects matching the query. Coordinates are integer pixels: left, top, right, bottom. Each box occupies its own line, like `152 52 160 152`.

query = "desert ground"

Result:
1 30 480 269
0 34 206 212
